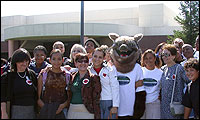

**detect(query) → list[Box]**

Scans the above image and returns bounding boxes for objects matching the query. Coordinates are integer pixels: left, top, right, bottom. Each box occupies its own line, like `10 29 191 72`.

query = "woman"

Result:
63 44 87 71
140 49 163 119
66 53 101 119
37 49 70 119
160 44 191 119
154 42 166 66
62 44 87 73
1 48 37 119
89 47 119 119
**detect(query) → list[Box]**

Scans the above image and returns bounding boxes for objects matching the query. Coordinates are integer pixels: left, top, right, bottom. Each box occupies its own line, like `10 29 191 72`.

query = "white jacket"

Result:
89 64 120 107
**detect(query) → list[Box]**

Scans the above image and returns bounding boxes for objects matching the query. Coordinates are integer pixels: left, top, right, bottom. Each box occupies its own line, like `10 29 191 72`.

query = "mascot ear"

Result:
108 33 120 41
134 33 143 43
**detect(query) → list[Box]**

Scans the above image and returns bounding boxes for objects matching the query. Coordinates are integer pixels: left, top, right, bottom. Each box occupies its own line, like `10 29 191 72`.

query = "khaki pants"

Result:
67 104 94 119
141 99 160 119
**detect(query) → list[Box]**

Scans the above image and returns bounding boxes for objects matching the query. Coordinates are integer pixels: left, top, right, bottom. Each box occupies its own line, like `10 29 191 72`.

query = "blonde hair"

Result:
70 44 87 62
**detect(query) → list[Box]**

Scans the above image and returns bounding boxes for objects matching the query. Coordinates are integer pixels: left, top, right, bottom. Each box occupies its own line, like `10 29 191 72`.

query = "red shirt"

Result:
94 67 102 75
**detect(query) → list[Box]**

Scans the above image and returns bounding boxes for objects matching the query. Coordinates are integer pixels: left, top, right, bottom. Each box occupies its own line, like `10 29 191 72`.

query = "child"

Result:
29 45 49 77
46 41 70 65
37 49 70 119
182 58 199 119
84 38 100 65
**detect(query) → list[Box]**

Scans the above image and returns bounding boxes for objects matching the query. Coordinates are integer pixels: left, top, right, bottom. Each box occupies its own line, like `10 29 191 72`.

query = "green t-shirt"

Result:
70 73 83 104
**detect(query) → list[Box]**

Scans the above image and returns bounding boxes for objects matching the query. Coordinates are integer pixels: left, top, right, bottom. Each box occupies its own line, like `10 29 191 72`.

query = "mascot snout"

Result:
119 44 128 52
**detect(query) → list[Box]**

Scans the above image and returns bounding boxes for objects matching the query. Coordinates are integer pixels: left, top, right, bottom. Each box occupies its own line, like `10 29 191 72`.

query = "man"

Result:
173 38 186 60
180 44 194 66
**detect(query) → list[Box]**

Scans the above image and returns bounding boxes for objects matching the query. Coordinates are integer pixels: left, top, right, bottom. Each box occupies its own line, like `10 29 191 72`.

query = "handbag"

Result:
169 65 184 116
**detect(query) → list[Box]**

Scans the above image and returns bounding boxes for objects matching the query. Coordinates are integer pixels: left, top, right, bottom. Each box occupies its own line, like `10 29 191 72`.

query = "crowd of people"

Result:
1 35 199 119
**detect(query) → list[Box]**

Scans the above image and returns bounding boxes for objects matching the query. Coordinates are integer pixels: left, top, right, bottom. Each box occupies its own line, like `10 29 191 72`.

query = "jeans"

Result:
100 100 117 119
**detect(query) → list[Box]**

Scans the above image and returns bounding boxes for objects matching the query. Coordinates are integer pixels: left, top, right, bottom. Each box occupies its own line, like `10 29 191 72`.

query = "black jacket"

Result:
1 68 38 117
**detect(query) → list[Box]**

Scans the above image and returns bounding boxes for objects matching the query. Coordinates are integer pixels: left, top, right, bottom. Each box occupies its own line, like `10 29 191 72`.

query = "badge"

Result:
83 79 89 85
117 75 130 85
26 76 32 85
172 74 176 80
103 73 107 77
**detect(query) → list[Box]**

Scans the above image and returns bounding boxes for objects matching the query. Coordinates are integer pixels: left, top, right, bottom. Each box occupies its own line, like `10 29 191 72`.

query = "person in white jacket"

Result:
89 46 119 119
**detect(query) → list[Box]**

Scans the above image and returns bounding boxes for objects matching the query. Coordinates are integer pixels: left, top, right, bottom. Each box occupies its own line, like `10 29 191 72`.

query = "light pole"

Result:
80 1 84 46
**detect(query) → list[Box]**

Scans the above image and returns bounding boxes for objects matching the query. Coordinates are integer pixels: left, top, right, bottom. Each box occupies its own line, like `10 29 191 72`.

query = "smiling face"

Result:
161 49 176 65
16 60 29 72
34 50 46 65
72 47 83 60
92 50 104 68
50 52 63 69
75 58 89 72
143 53 156 70
185 67 199 82
53 43 65 54
182 46 194 59
85 41 95 54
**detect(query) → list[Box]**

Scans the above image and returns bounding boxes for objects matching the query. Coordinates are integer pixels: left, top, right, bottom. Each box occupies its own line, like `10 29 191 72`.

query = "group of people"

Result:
1 35 199 119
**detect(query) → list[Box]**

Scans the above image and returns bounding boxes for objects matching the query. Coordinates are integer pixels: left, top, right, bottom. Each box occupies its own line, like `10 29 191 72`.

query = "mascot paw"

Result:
132 91 146 119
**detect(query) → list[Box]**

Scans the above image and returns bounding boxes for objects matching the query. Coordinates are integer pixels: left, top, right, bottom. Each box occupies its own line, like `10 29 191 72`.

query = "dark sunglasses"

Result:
77 59 89 63
161 53 171 58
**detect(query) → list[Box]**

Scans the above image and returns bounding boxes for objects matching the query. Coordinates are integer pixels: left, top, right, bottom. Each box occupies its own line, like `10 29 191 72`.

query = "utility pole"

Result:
80 1 84 46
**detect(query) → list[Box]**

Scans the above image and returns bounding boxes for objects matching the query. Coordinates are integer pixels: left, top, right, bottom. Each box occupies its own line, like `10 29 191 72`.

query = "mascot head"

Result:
108 33 143 73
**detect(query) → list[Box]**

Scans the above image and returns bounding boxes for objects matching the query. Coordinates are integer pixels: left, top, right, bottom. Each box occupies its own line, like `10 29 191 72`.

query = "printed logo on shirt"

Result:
117 75 130 85
103 73 107 77
26 76 32 85
143 78 157 87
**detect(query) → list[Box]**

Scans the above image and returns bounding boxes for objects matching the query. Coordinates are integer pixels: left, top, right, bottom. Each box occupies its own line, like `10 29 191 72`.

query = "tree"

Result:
167 1 199 47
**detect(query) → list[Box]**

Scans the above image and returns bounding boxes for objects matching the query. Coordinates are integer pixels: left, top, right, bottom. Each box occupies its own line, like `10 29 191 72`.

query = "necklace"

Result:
17 71 26 78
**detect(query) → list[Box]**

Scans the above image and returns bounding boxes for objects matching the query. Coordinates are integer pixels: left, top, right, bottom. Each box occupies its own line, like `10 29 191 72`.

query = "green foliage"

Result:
168 1 199 47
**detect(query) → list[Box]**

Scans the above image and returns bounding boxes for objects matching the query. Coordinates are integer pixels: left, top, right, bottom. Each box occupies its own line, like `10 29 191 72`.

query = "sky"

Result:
1 1 181 17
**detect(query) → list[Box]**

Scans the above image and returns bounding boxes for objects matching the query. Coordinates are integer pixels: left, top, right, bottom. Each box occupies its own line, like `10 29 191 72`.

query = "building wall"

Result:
1 3 181 41
139 36 168 52
1 3 182 59
1 15 27 41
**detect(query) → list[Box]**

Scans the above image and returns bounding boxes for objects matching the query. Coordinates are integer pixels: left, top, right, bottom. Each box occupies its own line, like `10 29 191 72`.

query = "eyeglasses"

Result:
77 59 89 63
161 53 171 58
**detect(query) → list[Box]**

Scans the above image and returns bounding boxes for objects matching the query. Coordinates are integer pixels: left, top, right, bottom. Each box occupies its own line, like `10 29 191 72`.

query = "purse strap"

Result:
170 64 179 104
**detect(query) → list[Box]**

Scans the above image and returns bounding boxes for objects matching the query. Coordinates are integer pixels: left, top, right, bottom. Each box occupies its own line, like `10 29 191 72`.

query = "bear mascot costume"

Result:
108 33 146 119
